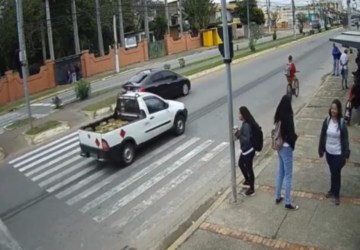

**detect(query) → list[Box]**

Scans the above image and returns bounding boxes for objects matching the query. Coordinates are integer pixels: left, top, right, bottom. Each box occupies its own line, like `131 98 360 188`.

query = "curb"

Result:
83 104 116 119
166 72 333 250
24 122 70 146
0 219 22 250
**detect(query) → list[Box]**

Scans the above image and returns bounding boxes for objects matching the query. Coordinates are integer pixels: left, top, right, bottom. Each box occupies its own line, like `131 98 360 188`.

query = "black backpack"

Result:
251 123 263 152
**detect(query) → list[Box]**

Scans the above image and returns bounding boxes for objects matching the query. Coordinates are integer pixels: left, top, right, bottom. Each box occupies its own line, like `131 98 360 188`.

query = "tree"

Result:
150 16 167 40
271 10 280 29
236 0 265 26
296 12 307 34
183 0 216 35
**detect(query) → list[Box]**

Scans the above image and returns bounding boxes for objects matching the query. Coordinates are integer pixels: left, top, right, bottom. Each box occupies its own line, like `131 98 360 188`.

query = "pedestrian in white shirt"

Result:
318 99 350 205
340 49 349 89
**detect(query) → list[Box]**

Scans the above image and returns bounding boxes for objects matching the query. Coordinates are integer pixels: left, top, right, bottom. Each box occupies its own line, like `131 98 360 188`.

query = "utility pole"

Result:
347 0 351 30
15 0 33 128
95 0 105 56
113 13 120 73
178 0 183 37
267 0 271 33
292 0 296 39
165 0 170 34
144 0 150 42
220 0 237 203
117 0 125 47
45 0 55 60
71 0 80 55
247 0 250 39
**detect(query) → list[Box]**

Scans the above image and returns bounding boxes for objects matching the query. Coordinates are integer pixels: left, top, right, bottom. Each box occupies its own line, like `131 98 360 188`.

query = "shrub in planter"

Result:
164 64 171 70
272 30 277 41
178 58 186 68
75 80 91 100
249 39 256 52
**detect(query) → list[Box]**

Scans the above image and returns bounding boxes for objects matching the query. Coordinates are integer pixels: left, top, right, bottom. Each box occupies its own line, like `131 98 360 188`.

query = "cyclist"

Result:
285 55 297 87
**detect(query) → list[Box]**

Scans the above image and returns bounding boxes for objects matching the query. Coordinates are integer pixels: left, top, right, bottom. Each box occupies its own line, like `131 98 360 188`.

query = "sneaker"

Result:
275 197 284 204
242 180 250 186
245 189 255 197
285 204 299 210
334 197 340 205
325 192 334 198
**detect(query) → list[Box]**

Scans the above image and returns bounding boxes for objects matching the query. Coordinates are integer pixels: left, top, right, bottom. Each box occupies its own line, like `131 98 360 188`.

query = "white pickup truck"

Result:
78 91 188 166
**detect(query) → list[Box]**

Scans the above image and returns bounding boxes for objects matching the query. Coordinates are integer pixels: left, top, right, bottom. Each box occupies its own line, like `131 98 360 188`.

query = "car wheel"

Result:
120 142 135 166
182 83 190 96
173 115 186 136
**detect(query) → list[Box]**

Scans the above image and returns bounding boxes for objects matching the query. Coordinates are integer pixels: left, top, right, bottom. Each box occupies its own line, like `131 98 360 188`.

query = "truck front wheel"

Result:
173 115 186 136
120 142 135 166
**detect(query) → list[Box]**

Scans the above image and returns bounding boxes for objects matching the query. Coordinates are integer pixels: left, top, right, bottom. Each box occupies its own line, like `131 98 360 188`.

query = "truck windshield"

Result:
116 96 140 118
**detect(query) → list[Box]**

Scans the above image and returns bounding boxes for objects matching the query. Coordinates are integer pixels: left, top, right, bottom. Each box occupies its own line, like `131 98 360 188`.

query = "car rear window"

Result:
129 72 149 83
116 96 140 118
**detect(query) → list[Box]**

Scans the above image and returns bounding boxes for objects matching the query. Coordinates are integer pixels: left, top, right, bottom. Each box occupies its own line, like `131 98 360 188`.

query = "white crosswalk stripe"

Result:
8 130 232 231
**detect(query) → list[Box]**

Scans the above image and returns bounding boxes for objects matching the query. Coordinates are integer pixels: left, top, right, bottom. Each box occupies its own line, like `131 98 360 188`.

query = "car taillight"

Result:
101 139 110 152
139 87 145 92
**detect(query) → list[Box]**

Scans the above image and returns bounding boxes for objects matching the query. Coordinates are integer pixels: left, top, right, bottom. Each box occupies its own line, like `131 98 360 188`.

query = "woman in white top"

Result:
318 99 350 205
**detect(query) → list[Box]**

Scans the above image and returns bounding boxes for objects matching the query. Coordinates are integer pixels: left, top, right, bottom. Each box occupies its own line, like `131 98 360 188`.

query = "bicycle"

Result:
286 71 300 101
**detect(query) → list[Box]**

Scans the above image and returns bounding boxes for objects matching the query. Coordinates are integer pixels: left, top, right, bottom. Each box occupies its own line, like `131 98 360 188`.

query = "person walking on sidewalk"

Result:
273 95 299 210
233 106 258 197
340 49 349 89
318 99 350 205
332 43 341 76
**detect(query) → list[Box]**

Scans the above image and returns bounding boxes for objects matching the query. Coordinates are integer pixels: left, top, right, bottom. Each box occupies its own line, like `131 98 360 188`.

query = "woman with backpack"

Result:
318 99 350 205
233 106 260 197
272 95 298 210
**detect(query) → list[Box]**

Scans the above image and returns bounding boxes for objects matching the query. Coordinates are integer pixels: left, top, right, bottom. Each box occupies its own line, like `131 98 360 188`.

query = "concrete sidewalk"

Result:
170 56 360 249
0 220 22 250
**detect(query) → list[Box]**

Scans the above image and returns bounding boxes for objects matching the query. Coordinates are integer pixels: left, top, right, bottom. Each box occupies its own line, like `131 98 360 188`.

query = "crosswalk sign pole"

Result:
220 0 237 203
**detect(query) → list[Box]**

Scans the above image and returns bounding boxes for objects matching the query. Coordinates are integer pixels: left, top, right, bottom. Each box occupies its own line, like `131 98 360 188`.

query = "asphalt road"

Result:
0 31 295 134
0 30 339 250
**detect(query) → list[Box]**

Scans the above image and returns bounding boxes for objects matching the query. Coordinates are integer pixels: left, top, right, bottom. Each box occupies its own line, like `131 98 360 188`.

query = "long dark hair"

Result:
239 106 257 127
329 99 343 120
274 95 293 124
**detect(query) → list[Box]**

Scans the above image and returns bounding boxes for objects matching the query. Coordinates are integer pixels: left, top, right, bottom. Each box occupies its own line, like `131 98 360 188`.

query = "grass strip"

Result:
26 120 61 135
6 117 35 130
82 95 116 112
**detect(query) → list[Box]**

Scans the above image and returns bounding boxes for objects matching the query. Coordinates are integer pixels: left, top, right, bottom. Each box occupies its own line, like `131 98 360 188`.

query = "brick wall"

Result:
0 61 56 106
165 32 201 55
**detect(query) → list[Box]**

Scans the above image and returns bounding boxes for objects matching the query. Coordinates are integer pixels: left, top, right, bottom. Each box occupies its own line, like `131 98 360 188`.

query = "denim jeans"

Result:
275 146 294 205
326 152 344 198
238 150 256 190
333 59 339 75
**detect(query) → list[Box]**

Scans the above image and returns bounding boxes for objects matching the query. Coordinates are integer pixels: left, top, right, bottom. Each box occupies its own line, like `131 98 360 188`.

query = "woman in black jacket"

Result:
233 106 258 196
274 95 298 210
318 99 350 205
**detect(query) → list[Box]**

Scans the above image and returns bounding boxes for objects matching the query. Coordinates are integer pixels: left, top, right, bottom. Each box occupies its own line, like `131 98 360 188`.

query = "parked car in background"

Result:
122 69 191 99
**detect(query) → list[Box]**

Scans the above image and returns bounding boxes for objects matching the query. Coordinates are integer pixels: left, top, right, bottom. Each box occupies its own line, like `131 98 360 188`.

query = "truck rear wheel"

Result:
173 115 185 136
120 142 135 166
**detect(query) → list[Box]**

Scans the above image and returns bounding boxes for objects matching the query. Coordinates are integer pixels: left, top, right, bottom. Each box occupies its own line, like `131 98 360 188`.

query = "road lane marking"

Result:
55 170 108 198
9 131 78 165
66 136 195 206
14 140 78 172
92 140 214 222
112 142 228 228
37 158 94 187
23 149 80 176
57 135 186 199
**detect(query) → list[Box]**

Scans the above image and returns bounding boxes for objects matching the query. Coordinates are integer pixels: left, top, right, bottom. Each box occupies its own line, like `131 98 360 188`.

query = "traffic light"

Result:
217 25 234 60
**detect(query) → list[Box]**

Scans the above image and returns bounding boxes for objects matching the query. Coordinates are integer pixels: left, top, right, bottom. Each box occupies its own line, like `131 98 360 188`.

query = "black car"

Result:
122 69 191 98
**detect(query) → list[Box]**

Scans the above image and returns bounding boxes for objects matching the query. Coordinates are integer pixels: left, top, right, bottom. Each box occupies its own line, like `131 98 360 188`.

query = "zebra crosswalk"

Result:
8 131 237 233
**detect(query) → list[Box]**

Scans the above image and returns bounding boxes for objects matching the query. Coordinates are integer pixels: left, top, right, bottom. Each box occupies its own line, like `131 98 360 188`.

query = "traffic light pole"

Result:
15 0 33 128
220 0 237 203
